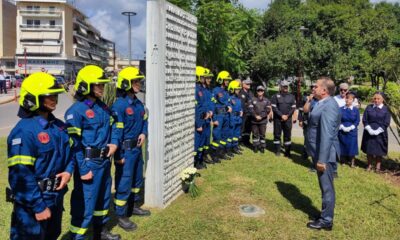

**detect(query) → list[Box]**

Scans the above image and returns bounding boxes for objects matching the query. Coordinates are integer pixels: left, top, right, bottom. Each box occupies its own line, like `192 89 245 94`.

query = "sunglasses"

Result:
257 89 265 92
340 89 348 92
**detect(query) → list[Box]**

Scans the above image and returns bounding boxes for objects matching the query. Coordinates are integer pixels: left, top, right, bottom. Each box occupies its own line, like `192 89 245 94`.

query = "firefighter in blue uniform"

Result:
7 72 73 240
194 66 209 169
211 71 233 160
227 80 243 154
111 67 151 231
65 65 120 240
202 68 220 164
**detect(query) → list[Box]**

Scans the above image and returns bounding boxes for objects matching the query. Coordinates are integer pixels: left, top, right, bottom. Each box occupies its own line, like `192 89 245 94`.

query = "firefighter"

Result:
249 85 272 153
228 80 243 154
271 80 296 157
111 67 151 232
239 77 254 148
203 68 220 164
65 65 120 240
194 66 209 169
7 72 73 240
211 71 233 160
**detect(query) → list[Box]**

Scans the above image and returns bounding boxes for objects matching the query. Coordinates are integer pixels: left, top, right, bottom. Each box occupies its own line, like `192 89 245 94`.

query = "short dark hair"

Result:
318 76 335 96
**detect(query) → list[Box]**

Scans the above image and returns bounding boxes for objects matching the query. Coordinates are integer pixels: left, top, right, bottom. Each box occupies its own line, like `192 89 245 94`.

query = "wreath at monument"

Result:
180 167 201 198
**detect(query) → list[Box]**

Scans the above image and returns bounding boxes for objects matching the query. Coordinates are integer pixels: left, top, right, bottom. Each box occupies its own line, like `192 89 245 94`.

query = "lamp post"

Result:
24 47 27 76
297 26 308 105
122 11 137 66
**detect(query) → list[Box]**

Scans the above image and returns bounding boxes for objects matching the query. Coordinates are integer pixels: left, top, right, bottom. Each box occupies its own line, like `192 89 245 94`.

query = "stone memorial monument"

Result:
145 0 197 208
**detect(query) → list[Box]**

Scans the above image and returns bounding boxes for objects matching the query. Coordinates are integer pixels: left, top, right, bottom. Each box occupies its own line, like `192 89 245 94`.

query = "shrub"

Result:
384 82 400 145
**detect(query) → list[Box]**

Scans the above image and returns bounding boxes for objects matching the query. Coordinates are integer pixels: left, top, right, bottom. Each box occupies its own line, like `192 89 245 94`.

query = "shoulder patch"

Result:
38 132 50 144
85 109 95 119
277 94 281 98
126 107 134 115
66 114 74 120
218 92 223 98
198 91 203 97
12 138 21 145
242 94 246 99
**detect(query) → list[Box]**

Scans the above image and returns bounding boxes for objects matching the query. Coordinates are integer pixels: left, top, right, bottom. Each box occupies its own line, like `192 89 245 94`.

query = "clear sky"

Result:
74 0 400 60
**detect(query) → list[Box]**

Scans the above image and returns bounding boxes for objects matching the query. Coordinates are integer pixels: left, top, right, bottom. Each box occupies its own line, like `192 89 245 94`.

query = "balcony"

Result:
19 8 62 18
18 42 62 55
20 24 62 30
20 29 61 40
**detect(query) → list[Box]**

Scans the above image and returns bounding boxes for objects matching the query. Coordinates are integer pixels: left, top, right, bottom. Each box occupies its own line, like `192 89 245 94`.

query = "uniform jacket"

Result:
306 96 341 163
65 99 116 176
229 94 243 126
249 96 271 124
7 114 74 213
270 92 296 119
195 83 208 128
239 89 254 115
212 86 231 115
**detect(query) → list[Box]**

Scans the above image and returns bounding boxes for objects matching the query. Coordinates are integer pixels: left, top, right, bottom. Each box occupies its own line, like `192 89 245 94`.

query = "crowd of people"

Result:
5 64 392 239
194 66 392 175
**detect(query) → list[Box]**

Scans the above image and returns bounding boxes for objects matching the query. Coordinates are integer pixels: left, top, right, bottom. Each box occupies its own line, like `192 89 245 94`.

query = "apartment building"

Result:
15 0 113 78
0 0 17 75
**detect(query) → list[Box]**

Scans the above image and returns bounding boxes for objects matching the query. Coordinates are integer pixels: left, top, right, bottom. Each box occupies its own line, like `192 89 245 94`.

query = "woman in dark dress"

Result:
338 92 360 167
361 92 391 172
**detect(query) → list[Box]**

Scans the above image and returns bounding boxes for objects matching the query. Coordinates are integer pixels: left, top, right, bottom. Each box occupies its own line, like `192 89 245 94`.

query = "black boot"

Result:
274 144 281 156
233 146 241 154
284 145 291 158
94 227 121 240
253 145 258 153
117 217 137 232
226 148 234 157
203 150 215 164
219 148 231 160
210 149 221 163
260 146 265 154
132 202 151 216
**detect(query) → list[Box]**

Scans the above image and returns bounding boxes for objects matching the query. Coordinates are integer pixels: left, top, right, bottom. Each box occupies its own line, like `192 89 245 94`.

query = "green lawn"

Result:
1 137 400 239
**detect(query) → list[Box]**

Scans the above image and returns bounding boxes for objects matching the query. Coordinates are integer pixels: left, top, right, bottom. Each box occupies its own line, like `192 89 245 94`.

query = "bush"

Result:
350 86 375 102
384 82 400 145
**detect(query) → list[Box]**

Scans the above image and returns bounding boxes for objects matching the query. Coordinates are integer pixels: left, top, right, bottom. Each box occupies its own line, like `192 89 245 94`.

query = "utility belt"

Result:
84 146 110 160
37 177 61 192
6 176 61 203
122 138 138 150
216 107 227 115
232 112 241 116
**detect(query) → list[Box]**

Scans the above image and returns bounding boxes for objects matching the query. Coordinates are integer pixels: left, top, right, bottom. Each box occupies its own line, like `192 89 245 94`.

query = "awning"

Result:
75 37 90 48
90 53 102 61
76 49 90 59
79 26 87 35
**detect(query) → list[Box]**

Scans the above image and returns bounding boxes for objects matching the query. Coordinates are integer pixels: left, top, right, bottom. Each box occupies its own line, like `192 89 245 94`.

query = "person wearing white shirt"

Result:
334 83 359 108
0 70 7 94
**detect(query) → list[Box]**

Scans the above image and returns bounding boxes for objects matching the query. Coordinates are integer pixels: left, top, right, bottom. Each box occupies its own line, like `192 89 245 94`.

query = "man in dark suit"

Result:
306 77 340 230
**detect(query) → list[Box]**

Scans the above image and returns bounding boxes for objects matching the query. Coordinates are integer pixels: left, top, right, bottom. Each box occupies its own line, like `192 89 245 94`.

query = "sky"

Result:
74 0 400 60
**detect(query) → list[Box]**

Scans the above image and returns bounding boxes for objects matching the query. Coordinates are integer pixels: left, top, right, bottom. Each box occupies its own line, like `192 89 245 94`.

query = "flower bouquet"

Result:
180 167 201 198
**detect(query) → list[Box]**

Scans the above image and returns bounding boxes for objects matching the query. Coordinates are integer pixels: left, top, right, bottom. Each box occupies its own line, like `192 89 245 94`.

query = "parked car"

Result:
5 75 16 88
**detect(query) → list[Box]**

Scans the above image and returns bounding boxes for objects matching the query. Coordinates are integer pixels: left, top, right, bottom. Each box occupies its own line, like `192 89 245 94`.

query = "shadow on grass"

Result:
275 181 320 219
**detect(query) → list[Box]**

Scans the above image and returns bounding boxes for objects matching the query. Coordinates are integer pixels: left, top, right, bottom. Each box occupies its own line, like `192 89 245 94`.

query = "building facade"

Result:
15 0 113 79
0 0 17 75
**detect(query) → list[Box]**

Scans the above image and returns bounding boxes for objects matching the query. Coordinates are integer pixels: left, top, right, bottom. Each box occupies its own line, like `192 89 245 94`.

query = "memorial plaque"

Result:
145 0 197 208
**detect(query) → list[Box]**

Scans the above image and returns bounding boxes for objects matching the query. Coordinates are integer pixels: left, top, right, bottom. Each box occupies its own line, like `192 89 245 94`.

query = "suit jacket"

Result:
306 96 341 163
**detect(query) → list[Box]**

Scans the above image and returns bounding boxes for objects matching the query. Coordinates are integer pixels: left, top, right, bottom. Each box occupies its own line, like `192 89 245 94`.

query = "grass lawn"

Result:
1 136 400 239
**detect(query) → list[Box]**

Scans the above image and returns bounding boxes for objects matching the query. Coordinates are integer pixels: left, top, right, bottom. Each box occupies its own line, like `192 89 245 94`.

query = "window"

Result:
34 20 40 27
27 19 33 26
27 6 33 11
50 20 56 28
49 6 55 12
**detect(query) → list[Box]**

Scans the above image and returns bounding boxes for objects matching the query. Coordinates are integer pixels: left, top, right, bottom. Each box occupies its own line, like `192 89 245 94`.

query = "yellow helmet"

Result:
196 66 206 82
227 80 241 93
204 68 214 78
74 65 110 95
19 72 66 111
117 67 145 91
216 70 232 84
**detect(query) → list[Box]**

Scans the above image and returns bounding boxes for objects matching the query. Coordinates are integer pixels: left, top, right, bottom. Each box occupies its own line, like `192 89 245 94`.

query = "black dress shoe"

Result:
101 228 122 240
306 220 333 231
260 148 265 153
117 217 137 232
132 207 151 216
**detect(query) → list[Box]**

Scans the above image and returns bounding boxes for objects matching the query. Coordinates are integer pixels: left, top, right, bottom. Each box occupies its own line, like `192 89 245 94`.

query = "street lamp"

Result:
122 11 137 66
297 26 308 106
